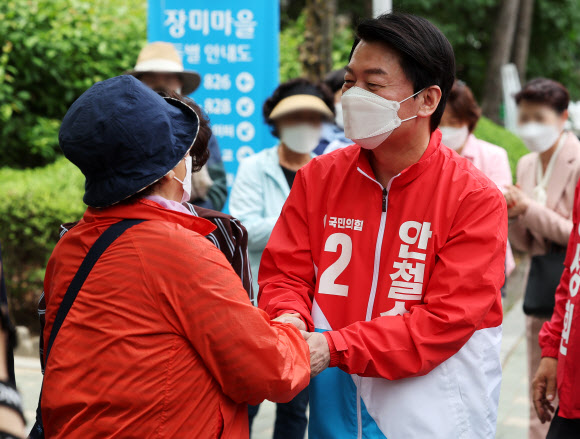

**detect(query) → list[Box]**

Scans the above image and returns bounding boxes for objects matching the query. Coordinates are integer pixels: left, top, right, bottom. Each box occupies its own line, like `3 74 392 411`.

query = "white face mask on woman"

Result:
334 102 344 129
440 125 469 150
280 123 321 154
517 122 562 153
341 86 424 150
173 155 192 203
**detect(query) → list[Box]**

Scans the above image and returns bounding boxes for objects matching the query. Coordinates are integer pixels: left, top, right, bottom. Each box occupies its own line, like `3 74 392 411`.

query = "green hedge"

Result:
0 157 85 323
473 117 529 181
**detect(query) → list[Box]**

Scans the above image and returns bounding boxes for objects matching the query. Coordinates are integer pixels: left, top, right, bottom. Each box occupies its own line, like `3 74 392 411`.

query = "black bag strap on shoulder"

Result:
29 219 146 439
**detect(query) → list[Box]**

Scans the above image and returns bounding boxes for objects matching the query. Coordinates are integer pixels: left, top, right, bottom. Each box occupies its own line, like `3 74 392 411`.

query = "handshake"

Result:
274 313 331 377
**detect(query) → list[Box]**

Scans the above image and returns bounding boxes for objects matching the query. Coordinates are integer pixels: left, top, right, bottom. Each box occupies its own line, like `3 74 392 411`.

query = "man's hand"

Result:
273 313 307 331
301 331 330 377
532 357 558 423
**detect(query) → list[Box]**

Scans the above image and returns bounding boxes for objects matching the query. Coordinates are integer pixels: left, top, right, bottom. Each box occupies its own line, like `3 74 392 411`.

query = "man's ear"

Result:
561 108 569 125
417 85 442 119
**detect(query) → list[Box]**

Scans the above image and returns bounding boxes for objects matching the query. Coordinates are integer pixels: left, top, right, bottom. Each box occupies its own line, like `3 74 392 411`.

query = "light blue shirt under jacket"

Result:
230 145 313 294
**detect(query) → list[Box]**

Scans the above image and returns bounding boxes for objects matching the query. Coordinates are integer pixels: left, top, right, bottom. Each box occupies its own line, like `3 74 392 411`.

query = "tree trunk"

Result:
481 0 521 123
301 0 336 81
512 0 535 83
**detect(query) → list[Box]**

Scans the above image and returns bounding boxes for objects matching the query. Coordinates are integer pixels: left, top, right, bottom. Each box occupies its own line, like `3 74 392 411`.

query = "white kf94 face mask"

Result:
173 155 192 203
517 122 562 153
280 123 322 154
341 86 424 150
334 102 344 129
439 125 470 151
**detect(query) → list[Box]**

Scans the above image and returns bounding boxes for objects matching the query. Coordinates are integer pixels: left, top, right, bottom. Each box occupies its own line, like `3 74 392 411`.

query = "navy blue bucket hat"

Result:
59 75 200 208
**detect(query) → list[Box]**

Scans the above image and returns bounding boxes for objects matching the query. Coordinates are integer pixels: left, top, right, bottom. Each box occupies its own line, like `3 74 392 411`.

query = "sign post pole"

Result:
373 0 392 17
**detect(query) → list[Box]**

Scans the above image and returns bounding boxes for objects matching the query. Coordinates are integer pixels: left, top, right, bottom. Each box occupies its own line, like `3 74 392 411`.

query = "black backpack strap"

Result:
30 219 145 439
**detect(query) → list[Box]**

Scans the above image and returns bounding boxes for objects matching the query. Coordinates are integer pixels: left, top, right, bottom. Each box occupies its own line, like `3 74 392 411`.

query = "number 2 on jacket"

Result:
318 233 352 296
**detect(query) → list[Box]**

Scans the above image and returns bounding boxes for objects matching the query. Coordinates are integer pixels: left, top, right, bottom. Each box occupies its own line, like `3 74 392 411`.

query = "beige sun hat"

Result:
269 95 334 120
126 42 201 95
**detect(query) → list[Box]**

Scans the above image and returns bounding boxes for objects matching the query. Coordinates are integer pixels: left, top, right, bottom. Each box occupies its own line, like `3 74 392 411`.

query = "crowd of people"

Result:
0 9 579 439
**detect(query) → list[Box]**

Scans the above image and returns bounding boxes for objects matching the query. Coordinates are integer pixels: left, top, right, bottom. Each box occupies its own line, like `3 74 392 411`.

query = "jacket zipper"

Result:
358 188 389 437
382 188 387 211
365 182 394 321
355 169 397 436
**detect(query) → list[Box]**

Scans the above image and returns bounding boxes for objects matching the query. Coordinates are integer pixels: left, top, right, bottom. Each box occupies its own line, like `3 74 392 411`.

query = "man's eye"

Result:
344 79 355 84
368 83 380 88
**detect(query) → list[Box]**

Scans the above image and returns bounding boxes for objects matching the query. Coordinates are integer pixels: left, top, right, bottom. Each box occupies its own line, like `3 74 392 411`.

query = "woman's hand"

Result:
532 357 558 423
504 185 530 218
273 313 307 331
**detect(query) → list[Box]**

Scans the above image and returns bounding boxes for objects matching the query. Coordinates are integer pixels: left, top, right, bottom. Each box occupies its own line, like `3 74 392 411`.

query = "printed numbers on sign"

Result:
318 233 352 297
204 74 231 91
203 98 231 115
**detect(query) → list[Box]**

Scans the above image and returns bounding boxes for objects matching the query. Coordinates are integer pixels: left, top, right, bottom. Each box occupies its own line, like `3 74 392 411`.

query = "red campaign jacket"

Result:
41 199 309 438
540 179 580 419
259 131 507 438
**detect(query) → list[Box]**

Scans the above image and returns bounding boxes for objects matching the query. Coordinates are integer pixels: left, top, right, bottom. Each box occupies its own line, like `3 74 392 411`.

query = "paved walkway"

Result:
14 307 530 438
496 300 529 438
14 264 531 438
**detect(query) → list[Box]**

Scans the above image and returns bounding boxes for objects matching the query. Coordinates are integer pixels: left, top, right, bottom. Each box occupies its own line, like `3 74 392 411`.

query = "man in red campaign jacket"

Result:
258 12 507 439
534 181 580 438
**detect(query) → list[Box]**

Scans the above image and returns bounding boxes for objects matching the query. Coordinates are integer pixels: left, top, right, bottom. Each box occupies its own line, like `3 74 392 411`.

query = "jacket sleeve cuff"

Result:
541 345 559 359
539 324 561 359
323 331 348 368
540 335 561 359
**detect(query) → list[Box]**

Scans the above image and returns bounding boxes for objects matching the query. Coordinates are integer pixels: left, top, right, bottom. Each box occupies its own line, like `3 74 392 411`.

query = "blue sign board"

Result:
148 0 280 205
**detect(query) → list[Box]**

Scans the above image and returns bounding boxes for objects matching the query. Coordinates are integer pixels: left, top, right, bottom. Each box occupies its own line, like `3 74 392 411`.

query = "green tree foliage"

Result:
0 157 85 324
525 0 580 93
280 12 306 81
393 0 580 100
282 0 580 101
391 0 497 100
0 0 146 168
280 10 354 82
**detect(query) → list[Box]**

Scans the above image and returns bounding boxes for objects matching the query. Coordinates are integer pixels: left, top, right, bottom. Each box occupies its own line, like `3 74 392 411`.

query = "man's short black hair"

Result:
350 12 455 132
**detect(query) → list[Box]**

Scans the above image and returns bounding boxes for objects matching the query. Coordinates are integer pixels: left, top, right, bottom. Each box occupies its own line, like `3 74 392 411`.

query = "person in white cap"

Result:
127 42 228 212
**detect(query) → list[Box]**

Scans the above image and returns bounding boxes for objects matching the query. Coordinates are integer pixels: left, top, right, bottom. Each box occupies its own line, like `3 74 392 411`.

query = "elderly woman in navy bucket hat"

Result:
36 76 310 439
